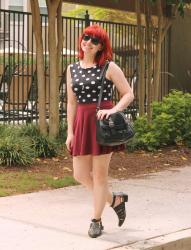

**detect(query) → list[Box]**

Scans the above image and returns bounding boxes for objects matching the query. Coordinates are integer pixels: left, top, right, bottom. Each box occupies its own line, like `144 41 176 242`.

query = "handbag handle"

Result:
96 61 110 112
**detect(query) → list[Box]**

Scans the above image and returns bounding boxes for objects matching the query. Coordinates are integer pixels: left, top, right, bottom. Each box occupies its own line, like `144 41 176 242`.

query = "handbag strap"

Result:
96 61 110 112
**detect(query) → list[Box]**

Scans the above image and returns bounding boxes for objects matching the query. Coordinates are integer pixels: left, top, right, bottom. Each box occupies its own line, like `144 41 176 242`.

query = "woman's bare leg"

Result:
92 153 112 220
73 155 113 205
73 155 93 191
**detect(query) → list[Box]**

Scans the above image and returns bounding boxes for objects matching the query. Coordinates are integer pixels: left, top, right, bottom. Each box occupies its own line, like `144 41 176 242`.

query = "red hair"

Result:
78 24 113 66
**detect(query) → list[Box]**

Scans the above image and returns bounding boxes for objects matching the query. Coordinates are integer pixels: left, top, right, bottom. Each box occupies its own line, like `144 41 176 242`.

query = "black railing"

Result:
0 8 169 123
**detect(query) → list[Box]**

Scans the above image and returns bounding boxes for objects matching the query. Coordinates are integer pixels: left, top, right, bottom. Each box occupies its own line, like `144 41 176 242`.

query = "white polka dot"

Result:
82 91 85 93
86 78 90 81
93 98 97 101
75 79 79 82
98 86 101 89
107 85 111 87
104 81 106 83
74 74 77 77
97 69 101 72
85 86 90 89
79 82 83 85
108 93 111 96
87 94 91 98
79 71 82 73
92 90 96 93
96 77 100 80
82 99 86 102
91 73 95 76
91 81 95 85
82 74 85 77
72 70 75 72
74 88 78 91
103 90 106 92
88 70 91 73
104 98 108 100
70 65 73 67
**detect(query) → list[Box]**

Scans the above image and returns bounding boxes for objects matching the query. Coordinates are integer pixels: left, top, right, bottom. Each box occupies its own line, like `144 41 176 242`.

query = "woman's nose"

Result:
86 39 92 45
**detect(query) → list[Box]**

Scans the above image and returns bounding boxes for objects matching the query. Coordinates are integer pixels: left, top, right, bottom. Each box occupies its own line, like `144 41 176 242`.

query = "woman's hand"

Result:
65 134 74 152
96 108 117 120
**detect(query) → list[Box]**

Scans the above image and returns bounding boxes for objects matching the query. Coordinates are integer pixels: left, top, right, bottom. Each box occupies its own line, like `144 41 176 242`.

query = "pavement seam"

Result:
0 215 86 238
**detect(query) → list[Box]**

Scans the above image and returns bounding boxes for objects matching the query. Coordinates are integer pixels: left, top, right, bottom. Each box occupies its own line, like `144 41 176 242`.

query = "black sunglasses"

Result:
82 34 100 46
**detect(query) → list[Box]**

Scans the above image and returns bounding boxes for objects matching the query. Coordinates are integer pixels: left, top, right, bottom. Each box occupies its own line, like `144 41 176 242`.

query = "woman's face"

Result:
81 34 103 56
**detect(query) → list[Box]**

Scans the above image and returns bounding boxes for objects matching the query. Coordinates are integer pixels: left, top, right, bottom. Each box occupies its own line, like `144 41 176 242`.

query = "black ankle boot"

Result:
111 192 128 227
88 218 104 238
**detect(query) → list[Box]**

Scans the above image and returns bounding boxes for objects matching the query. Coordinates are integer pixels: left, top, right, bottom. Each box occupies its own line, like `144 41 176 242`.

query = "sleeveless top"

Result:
70 61 113 103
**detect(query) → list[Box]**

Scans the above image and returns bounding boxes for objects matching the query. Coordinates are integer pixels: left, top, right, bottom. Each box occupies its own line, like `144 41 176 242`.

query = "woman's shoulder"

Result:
108 61 122 73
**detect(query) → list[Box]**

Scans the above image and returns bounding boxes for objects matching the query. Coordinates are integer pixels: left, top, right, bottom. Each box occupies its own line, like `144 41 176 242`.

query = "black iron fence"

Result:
0 8 169 124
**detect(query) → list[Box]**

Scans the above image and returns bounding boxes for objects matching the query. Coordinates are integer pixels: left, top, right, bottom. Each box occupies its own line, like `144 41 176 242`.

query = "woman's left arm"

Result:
97 62 134 120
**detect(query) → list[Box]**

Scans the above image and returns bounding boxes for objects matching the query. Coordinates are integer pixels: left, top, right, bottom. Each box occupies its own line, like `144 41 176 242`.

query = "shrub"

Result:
57 121 67 146
0 135 34 166
126 90 191 151
20 124 58 158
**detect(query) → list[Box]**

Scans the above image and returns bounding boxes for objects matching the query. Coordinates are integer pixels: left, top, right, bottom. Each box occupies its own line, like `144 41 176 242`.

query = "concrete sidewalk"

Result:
0 166 191 250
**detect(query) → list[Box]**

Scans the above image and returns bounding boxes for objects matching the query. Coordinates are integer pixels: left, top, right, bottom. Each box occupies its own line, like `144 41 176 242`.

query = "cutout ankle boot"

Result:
88 218 104 238
111 192 128 227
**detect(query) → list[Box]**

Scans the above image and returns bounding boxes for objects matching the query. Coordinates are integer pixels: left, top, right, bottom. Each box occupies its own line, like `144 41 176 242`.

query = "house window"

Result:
9 0 24 21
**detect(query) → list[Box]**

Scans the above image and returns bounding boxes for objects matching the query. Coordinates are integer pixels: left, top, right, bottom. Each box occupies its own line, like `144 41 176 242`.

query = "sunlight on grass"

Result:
0 171 78 197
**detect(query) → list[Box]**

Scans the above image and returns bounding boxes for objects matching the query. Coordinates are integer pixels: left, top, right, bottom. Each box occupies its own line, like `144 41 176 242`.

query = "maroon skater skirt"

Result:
71 100 125 156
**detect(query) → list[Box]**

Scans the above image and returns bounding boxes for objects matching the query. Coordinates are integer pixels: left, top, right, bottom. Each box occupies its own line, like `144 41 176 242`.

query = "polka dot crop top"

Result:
70 62 113 103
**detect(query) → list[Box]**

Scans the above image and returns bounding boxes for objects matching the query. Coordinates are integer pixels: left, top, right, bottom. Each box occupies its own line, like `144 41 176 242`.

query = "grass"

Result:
0 171 78 197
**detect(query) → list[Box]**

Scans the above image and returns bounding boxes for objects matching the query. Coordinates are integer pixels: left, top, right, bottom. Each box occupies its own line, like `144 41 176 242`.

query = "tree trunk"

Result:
46 0 62 138
145 0 153 123
30 0 47 135
153 0 163 101
135 0 145 116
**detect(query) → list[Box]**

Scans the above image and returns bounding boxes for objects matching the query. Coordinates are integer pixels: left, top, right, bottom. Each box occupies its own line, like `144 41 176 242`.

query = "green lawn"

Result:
0 171 78 197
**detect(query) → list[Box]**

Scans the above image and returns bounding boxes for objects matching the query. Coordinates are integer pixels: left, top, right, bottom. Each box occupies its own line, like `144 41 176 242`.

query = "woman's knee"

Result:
73 155 92 183
93 171 108 185
73 170 91 183
92 154 111 185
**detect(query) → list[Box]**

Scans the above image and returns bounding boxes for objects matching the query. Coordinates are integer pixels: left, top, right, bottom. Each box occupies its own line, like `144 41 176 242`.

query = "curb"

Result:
111 228 191 250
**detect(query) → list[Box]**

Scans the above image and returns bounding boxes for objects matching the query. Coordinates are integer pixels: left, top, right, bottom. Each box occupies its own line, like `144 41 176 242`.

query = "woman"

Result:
66 24 134 238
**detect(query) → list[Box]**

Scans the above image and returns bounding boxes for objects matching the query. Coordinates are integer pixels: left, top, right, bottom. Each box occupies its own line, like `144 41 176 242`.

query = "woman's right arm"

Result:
65 65 77 152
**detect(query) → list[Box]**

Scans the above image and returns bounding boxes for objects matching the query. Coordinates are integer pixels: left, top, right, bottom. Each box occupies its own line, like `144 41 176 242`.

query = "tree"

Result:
46 0 63 138
30 0 63 138
134 0 188 122
135 0 145 117
30 0 47 135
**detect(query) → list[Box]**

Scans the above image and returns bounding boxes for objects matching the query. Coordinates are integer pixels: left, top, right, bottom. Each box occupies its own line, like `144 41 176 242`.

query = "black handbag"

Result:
96 61 135 146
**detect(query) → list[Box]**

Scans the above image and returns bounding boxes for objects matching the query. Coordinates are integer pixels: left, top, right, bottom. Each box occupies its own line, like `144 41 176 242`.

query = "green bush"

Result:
57 121 67 145
126 90 191 151
20 124 58 158
0 133 35 166
0 123 67 167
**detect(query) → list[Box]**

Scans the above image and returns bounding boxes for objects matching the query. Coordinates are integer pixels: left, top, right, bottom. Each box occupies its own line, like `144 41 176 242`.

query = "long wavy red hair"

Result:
78 24 113 66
